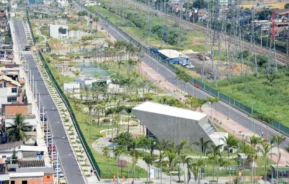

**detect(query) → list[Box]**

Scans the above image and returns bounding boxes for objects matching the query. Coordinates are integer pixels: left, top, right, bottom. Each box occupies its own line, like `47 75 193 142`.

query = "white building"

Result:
57 0 68 7
64 82 80 94
0 75 20 106
49 24 69 39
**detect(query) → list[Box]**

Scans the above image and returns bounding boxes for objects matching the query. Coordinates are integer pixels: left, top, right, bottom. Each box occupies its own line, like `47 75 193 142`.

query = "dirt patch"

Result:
219 63 252 76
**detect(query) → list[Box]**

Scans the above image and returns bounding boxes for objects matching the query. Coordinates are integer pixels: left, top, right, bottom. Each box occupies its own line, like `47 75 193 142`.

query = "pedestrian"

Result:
261 132 264 137
90 168 93 175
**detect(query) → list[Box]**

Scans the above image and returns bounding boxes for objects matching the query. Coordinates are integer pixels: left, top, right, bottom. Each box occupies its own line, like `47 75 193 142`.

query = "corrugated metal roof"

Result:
158 49 189 59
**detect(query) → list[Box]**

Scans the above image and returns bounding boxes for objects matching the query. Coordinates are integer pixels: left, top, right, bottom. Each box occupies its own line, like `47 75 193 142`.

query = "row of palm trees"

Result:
102 131 289 183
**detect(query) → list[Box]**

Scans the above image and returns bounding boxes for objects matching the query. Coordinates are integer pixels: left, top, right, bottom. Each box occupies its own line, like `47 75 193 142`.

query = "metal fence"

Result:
26 8 35 44
90 5 289 136
38 52 101 179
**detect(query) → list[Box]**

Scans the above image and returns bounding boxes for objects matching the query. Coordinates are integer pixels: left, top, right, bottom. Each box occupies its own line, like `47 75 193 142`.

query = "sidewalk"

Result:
138 61 289 166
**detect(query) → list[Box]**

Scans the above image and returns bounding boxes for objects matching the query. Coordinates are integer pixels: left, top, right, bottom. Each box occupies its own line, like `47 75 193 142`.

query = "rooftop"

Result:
133 102 206 121
158 49 189 59
0 75 20 86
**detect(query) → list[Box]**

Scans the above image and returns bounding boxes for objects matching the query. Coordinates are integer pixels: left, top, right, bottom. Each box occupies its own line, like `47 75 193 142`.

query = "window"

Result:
7 97 17 102
3 81 6 87
22 181 27 184
11 181 15 184
11 88 17 93
0 84 2 88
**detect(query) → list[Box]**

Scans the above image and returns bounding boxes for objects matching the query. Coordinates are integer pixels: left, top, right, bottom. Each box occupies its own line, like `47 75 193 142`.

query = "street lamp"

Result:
250 102 256 135
56 153 72 184
227 90 232 120
276 115 282 133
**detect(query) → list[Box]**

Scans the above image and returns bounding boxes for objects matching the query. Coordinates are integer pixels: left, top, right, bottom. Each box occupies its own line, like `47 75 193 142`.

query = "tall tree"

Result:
176 141 188 182
259 141 275 181
272 135 286 183
221 135 238 160
156 139 170 163
7 114 30 142
143 155 154 183
102 146 110 162
207 144 223 181
193 137 212 157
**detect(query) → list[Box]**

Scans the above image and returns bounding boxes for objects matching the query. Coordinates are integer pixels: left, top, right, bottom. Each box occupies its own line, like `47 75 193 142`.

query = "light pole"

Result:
250 102 256 135
276 115 282 133
52 137 69 183
227 90 232 120
56 153 72 184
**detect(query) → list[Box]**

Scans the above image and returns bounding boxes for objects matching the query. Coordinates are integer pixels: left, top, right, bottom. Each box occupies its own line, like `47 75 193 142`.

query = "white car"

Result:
185 64 195 69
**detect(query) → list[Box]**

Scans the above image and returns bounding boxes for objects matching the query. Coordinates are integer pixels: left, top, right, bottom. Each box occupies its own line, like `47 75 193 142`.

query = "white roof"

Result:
17 145 47 152
10 172 44 178
133 102 206 121
64 82 80 89
0 174 9 180
158 49 189 59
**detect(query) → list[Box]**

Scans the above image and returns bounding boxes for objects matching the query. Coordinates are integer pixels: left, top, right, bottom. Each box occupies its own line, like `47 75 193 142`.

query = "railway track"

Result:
131 0 289 64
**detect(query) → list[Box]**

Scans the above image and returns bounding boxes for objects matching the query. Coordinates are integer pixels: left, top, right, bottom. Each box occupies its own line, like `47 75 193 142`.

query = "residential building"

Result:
0 75 21 107
0 142 54 184
57 0 69 7
49 25 69 39
64 82 80 94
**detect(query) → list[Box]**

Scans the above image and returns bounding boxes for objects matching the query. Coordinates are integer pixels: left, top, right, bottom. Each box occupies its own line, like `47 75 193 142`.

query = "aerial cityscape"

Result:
0 0 289 183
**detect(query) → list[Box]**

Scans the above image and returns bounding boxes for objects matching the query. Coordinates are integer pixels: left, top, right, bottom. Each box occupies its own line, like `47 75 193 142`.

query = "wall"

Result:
10 177 43 184
43 174 53 183
0 88 18 106
5 105 29 116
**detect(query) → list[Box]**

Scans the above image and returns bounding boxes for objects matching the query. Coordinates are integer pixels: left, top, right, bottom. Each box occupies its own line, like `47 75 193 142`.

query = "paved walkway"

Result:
138 61 289 166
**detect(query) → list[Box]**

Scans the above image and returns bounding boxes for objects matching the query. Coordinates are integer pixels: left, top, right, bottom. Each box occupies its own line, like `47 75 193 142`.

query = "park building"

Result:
49 25 68 39
132 102 227 150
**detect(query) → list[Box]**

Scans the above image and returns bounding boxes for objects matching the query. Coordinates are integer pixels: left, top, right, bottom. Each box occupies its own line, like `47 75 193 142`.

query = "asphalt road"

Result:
12 20 28 51
74 2 289 150
12 20 85 184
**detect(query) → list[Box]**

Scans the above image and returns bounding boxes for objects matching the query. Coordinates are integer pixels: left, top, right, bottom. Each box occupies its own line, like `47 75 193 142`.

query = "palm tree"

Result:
7 114 30 142
94 104 104 126
259 141 275 181
207 144 223 181
221 135 238 160
124 106 133 133
207 97 220 117
185 94 198 110
131 151 139 183
197 99 208 112
176 141 188 182
114 146 126 180
193 137 212 158
143 155 154 183
216 158 230 183
102 146 110 162
249 136 262 149
272 135 286 183
166 149 177 184
156 139 170 164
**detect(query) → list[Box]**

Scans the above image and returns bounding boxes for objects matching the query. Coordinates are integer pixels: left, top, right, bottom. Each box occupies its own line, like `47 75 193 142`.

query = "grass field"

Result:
90 3 289 127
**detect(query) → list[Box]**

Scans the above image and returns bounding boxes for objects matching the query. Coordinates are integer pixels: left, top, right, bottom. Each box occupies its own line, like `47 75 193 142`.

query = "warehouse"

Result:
132 102 218 147
150 48 190 65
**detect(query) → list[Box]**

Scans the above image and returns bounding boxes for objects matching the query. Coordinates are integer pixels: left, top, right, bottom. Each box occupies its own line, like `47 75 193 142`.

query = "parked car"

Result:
54 168 62 173
40 113 47 121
